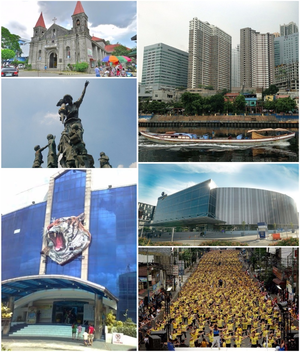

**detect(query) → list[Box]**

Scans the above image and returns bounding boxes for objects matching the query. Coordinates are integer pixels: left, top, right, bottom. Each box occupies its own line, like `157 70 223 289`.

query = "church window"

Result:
76 19 80 26
66 46 71 59
38 50 42 60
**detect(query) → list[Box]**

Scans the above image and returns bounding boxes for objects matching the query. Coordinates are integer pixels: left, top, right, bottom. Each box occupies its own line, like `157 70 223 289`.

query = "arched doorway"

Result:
49 52 57 68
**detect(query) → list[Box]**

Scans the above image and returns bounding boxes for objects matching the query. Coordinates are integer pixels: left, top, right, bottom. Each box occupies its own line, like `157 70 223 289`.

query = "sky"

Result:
1 168 137 214
139 163 299 210
1 1 137 49
1 78 137 168
138 0 299 81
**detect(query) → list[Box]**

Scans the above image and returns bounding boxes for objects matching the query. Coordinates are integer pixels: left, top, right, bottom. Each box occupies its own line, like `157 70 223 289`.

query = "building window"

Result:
38 50 42 60
66 46 71 59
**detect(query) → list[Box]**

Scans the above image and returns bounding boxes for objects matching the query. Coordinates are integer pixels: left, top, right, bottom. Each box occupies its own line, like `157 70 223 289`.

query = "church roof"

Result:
91 36 104 42
35 12 46 28
73 1 85 15
105 44 130 53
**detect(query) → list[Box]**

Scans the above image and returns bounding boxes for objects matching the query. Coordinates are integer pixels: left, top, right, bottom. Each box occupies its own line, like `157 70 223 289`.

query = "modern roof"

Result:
35 13 46 28
73 1 85 15
2 275 118 302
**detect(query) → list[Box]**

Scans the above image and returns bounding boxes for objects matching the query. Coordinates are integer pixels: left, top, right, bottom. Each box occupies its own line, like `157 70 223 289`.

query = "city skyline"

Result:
139 164 299 210
138 1 299 82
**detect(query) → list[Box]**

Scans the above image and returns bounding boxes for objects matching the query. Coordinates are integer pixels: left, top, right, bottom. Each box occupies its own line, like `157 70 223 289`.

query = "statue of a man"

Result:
56 80 89 126
56 81 89 167
47 134 58 168
32 144 48 168
99 152 112 168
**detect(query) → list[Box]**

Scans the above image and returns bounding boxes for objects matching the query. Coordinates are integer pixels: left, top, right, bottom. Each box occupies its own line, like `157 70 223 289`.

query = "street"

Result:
144 230 298 246
139 249 298 350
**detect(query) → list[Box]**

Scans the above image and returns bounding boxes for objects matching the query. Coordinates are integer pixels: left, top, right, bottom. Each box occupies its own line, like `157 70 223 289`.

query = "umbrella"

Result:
115 56 132 63
101 55 119 64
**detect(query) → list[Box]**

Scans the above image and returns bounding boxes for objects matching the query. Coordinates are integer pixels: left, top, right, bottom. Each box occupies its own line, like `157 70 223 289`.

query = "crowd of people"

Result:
139 250 298 350
94 64 133 77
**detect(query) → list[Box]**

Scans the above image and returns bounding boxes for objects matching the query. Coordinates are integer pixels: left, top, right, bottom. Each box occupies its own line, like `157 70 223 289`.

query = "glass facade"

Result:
2 202 47 280
46 170 86 277
215 187 298 226
89 185 137 320
153 180 216 224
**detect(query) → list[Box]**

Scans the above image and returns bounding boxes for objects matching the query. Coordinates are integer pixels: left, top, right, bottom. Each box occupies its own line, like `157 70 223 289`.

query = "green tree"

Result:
234 95 246 113
1 27 22 56
111 45 131 56
263 100 276 111
209 94 224 113
1 48 16 62
263 84 279 96
275 97 296 113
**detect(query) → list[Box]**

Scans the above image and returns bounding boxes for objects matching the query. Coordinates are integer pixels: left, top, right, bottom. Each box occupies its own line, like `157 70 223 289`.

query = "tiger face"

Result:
42 213 91 265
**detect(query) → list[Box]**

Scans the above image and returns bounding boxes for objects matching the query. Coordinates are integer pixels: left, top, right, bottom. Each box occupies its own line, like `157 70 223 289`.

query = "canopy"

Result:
2 275 118 302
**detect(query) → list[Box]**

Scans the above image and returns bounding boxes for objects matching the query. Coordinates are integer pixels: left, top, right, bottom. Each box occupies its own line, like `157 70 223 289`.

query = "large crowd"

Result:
139 250 298 350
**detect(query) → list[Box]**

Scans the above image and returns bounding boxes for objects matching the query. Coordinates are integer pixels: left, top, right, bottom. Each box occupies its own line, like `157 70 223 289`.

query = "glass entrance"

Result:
52 301 87 324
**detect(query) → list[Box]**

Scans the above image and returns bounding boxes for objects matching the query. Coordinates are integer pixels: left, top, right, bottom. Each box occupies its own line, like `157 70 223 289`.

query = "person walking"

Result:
77 324 82 340
95 65 100 77
72 323 77 340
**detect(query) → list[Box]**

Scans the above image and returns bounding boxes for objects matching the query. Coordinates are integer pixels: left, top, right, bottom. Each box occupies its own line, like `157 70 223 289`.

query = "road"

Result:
15 70 137 78
144 230 298 246
17 70 95 78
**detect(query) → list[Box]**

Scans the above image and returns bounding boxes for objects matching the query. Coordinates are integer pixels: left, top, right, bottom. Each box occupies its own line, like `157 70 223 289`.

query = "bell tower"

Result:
33 12 47 40
72 1 89 35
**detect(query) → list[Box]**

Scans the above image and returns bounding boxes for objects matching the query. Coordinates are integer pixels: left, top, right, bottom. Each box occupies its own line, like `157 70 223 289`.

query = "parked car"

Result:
1 67 18 77
18 64 25 69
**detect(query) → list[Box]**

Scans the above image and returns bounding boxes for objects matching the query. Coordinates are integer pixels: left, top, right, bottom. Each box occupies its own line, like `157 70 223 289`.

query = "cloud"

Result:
129 162 137 168
117 164 124 168
43 112 60 124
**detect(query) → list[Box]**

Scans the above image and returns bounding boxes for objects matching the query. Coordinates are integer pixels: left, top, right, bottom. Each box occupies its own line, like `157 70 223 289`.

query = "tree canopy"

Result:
111 45 131 56
1 26 22 56
1 48 16 61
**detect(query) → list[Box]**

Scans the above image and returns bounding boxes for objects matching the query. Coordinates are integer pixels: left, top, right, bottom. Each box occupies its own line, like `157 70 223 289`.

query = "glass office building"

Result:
151 179 298 229
2 170 137 334
152 180 220 227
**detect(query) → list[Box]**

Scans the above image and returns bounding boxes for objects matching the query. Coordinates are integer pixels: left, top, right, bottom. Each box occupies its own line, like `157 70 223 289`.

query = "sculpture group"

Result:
32 81 112 169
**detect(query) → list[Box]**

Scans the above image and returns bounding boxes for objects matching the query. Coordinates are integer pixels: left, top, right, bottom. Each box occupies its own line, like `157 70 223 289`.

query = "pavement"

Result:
147 230 298 246
1 337 136 351
17 70 137 78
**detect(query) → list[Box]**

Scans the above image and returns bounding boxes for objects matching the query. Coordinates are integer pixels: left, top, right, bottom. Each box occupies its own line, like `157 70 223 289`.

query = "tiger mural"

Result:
42 213 91 265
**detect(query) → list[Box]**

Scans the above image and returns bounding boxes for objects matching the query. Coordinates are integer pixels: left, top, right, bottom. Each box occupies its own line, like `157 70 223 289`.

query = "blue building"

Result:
2 170 137 338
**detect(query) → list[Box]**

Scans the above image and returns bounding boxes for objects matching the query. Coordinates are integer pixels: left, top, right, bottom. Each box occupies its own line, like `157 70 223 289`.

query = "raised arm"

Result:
76 80 89 106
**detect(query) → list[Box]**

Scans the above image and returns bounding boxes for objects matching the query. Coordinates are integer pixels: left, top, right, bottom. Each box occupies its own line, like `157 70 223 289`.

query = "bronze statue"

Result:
99 152 112 168
47 134 58 168
56 81 94 168
32 144 48 168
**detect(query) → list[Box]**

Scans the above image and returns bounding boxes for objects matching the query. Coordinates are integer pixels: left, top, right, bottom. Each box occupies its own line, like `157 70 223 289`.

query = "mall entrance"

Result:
52 301 88 324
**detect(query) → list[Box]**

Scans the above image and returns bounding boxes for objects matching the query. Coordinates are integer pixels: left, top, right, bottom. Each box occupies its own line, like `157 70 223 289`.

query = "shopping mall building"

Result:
2 170 136 337
151 179 298 230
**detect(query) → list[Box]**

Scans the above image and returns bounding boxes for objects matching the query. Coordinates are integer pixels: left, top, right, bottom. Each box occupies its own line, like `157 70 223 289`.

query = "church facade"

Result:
28 2 108 71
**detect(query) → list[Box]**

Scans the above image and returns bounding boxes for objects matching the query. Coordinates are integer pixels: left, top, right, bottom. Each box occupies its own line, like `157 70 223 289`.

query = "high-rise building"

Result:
274 32 299 90
280 22 298 36
240 27 275 89
274 32 299 66
188 17 231 90
140 43 189 91
231 45 240 88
